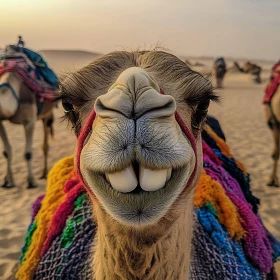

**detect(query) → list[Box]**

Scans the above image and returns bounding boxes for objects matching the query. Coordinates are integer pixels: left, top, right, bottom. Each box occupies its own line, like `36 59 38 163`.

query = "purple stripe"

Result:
32 194 45 221
203 154 273 273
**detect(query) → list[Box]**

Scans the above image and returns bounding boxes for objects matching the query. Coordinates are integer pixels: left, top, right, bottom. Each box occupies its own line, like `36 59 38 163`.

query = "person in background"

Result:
17 36 25 48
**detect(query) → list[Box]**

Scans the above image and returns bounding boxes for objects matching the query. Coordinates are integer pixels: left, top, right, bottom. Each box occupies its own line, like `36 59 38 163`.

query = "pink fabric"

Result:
263 74 280 104
0 66 55 102
203 152 273 273
202 141 222 166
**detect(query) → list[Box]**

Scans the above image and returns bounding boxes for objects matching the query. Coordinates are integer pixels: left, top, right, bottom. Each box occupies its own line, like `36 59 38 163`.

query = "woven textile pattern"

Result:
16 127 280 280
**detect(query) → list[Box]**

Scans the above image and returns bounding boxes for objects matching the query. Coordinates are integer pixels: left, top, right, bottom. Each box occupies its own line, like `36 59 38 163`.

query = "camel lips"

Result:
105 165 172 193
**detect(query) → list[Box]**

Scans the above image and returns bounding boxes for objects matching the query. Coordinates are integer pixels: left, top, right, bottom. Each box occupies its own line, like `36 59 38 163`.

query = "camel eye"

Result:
62 101 74 113
60 99 81 135
199 98 210 111
191 99 210 135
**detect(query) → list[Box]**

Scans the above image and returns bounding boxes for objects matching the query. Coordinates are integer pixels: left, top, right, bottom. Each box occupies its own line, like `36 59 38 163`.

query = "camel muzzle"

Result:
75 68 198 198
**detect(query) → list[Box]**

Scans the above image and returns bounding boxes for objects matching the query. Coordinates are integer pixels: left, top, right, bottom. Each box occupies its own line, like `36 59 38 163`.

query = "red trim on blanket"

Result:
41 182 85 256
0 66 56 102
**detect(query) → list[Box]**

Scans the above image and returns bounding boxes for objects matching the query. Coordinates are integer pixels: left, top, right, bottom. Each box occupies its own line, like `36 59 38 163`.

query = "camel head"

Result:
60 51 216 231
0 72 21 119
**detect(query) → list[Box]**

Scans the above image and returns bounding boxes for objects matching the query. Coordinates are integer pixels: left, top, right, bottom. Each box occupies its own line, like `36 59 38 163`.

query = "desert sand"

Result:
0 51 279 279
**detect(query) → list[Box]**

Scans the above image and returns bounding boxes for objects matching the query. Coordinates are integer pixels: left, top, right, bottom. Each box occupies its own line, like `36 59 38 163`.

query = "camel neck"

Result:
92 198 193 280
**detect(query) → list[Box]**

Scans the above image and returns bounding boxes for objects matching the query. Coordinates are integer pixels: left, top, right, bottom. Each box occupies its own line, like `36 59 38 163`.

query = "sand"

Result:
0 52 279 279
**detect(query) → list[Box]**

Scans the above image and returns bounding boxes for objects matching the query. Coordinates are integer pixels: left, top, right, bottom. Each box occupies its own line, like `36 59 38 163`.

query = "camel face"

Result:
0 72 20 119
79 67 197 226
60 51 215 228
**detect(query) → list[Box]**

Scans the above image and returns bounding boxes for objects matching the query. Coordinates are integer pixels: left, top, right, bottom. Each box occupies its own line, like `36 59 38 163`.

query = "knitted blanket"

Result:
16 127 280 280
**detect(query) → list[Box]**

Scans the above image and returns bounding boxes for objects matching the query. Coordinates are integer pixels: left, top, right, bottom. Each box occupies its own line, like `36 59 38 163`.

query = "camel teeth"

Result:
106 166 138 193
166 168 172 182
139 166 168 192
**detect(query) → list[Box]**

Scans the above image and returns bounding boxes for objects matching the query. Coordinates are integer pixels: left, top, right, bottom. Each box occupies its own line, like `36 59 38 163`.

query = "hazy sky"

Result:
1 0 280 60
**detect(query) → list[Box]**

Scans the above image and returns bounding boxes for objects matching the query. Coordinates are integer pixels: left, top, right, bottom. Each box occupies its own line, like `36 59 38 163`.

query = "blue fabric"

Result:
266 230 280 262
196 207 263 279
23 48 59 87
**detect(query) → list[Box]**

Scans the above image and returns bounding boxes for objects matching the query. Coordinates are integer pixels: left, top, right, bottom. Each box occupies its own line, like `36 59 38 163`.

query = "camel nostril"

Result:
94 97 129 119
135 91 176 119
138 99 175 119
94 67 176 120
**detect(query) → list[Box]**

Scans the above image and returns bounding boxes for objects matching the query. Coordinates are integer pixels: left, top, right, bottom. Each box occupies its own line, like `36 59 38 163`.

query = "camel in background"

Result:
185 59 205 67
233 61 262 83
0 46 57 188
213 57 227 88
264 62 280 187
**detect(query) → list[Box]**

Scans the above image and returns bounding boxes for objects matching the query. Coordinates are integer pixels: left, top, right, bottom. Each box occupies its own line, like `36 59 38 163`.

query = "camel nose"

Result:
94 67 176 119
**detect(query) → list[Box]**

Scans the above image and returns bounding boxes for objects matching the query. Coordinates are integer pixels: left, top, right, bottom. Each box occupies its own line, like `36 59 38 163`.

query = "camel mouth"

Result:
78 94 197 226
82 160 194 226
104 161 173 193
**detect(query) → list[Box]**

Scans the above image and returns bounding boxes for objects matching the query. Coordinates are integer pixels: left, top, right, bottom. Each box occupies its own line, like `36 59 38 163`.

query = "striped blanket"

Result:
16 125 280 280
0 57 57 102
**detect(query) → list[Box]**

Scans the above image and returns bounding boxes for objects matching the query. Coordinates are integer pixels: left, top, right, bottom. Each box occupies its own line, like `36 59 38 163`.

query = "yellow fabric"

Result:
16 156 74 280
194 170 245 240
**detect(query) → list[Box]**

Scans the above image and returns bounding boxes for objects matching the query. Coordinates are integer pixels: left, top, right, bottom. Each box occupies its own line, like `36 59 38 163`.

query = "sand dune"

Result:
39 49 102 75
0 52 279 279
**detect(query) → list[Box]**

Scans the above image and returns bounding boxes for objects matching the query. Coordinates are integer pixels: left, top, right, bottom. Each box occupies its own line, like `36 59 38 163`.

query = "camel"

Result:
185 59 204 67
60 51 212 279
213 57 227 88
233 61 262 83
17 51 279 280
0 46 57 188
264 64 280 187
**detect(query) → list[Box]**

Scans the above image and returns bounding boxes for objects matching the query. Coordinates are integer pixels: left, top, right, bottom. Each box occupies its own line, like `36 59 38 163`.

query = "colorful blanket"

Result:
16 127 280 280
0 58 56 102
22 47 59 87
